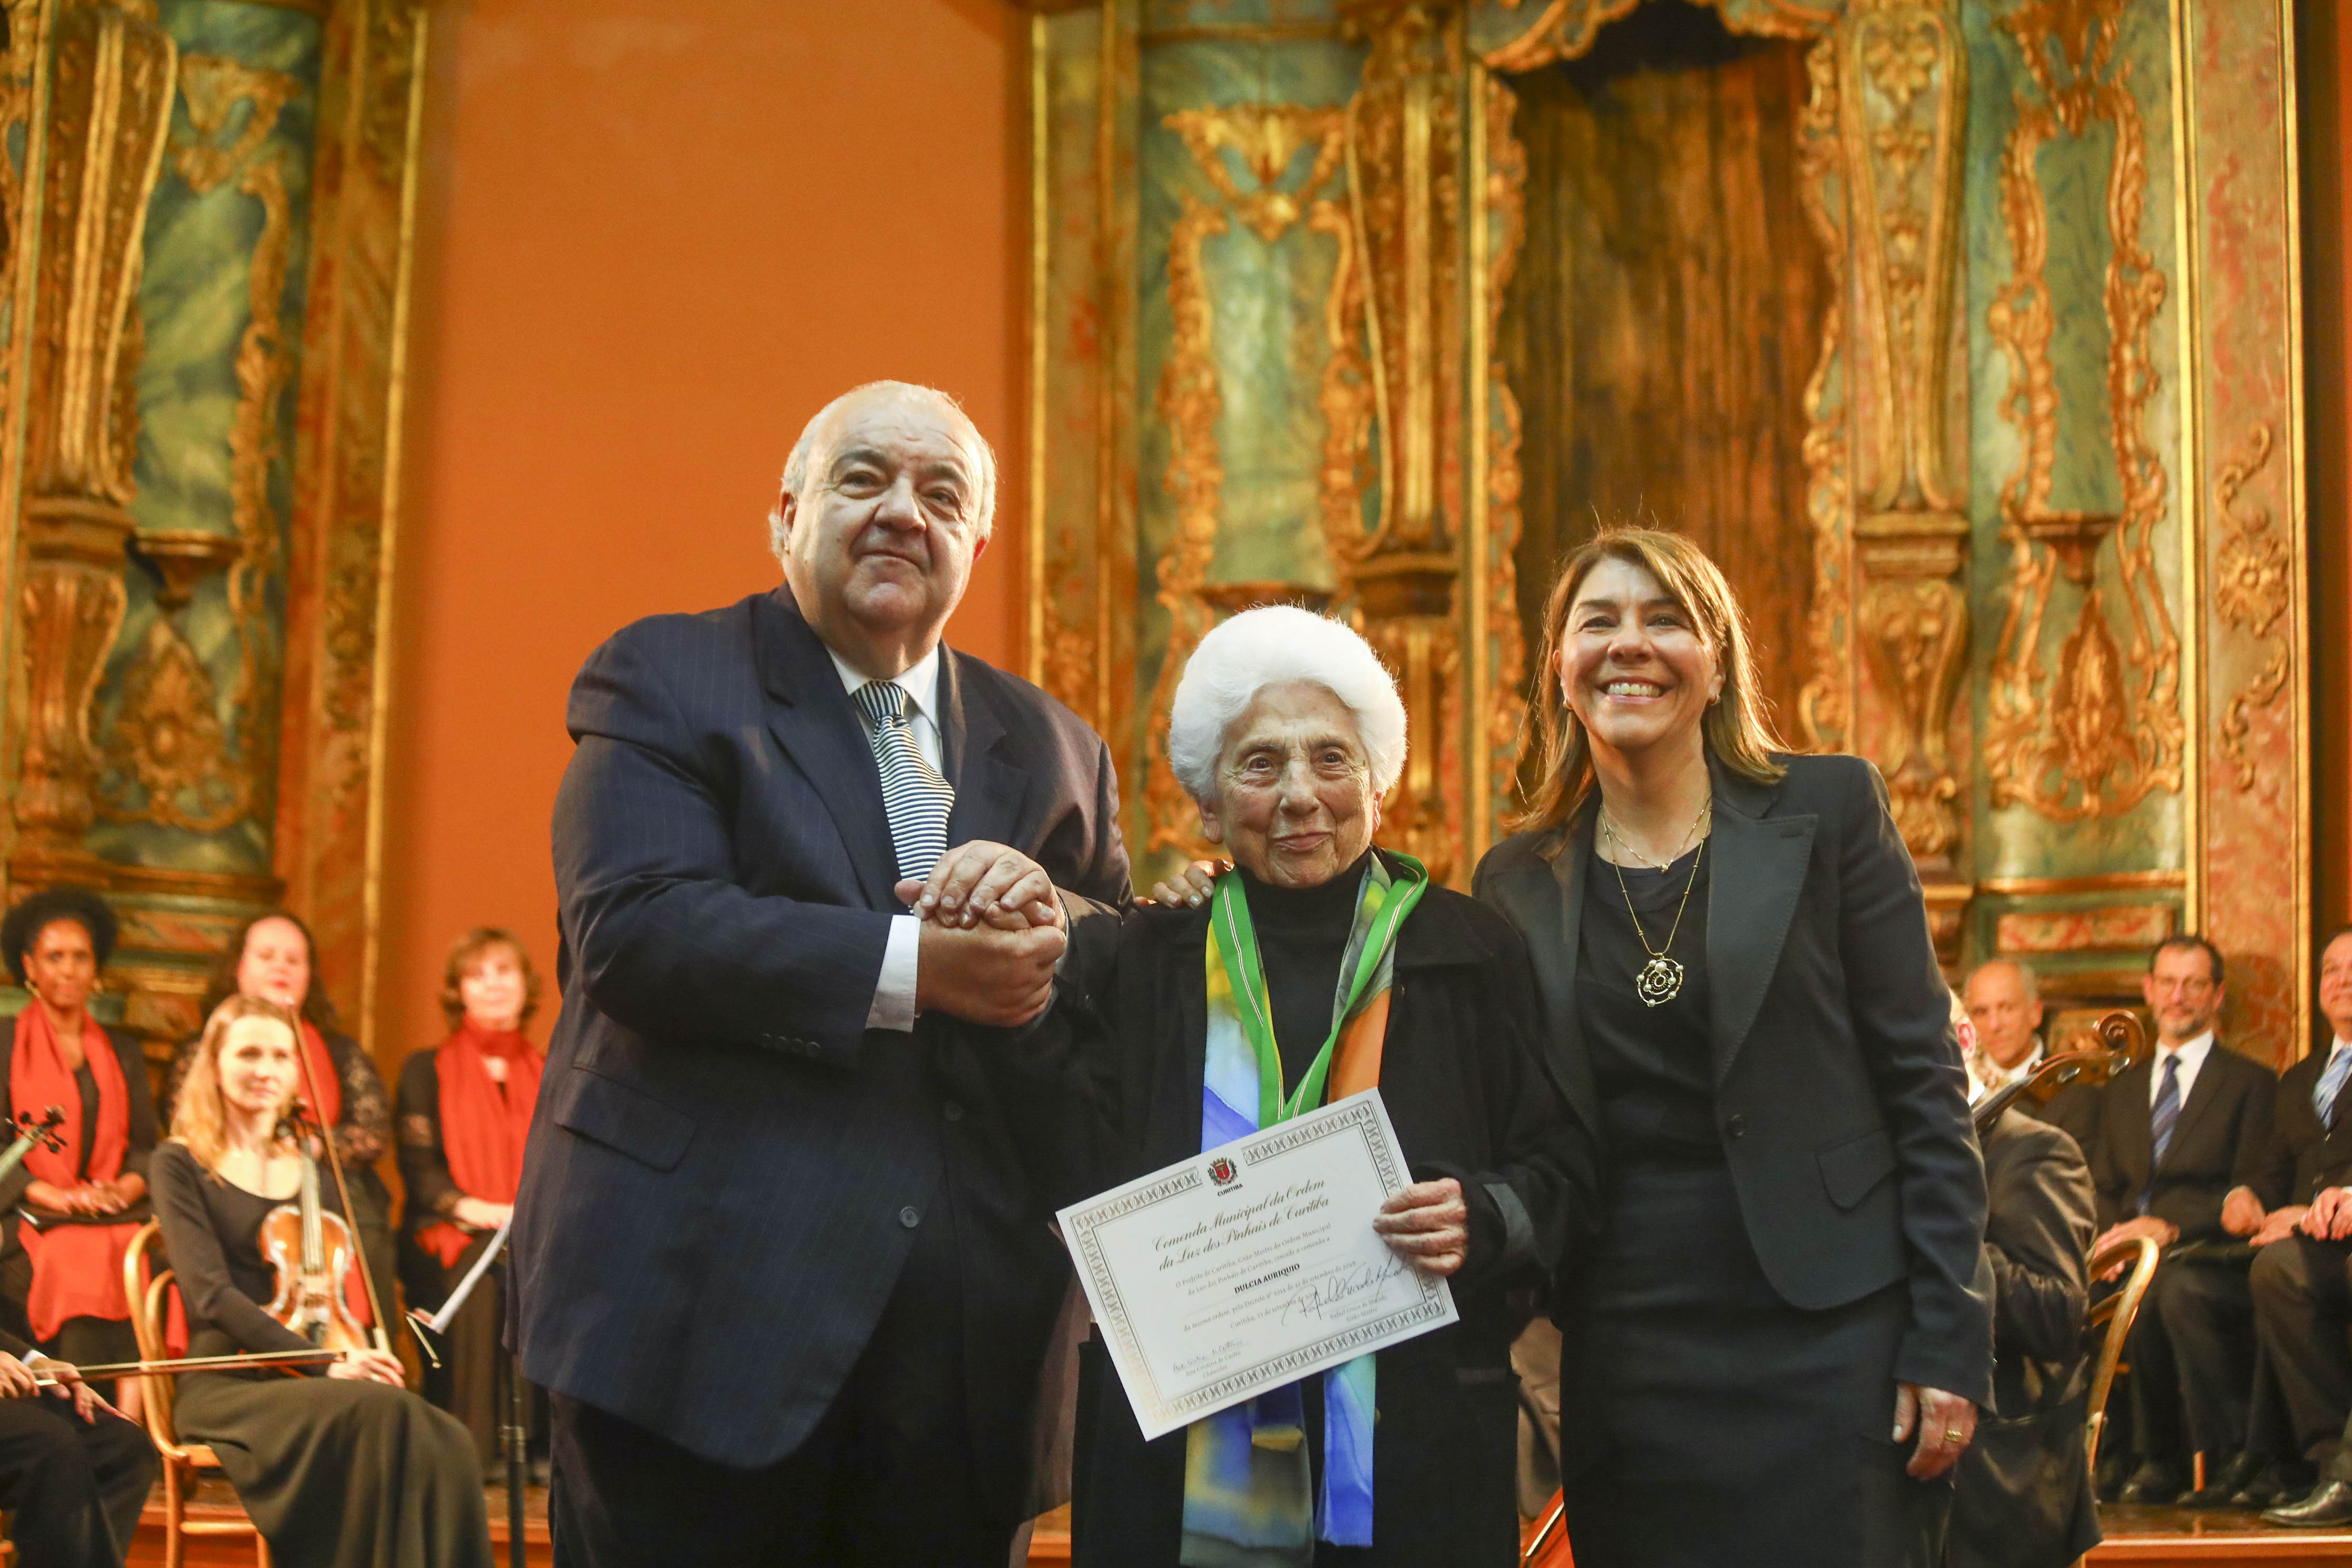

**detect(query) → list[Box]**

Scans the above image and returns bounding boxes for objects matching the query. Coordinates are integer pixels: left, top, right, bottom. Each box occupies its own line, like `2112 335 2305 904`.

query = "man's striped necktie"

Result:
2141 1052 2183 1215
852 679 955 891
2316 1045 2352 1129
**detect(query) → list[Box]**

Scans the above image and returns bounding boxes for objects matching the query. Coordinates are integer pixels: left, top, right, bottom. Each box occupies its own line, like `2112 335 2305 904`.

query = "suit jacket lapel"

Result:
754 590 901 910
1705 765 1816 1086
939 651 1030 850
1538 810 1602 1130
2112 1061 2153 1188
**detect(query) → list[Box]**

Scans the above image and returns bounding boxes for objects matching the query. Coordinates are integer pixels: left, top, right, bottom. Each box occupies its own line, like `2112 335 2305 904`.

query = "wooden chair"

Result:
2082 1232 2162 1474
122 1220 270 1568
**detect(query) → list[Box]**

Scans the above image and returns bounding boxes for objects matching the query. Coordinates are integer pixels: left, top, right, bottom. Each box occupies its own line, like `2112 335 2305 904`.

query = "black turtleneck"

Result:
1235 852 1373 1093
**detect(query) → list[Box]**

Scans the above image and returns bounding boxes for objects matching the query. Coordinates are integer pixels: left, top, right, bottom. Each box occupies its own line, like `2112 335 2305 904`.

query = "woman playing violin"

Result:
152 995 490 1568
397 927 546 1475
0 887 157 1417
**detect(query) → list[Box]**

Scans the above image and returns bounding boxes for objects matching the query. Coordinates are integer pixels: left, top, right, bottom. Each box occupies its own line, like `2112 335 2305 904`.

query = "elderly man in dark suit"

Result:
2090 935 2277 1505
513 380 1131 1567
1963 958 2100 1160
2212 928 2352 1526
1948 1102 2099 1568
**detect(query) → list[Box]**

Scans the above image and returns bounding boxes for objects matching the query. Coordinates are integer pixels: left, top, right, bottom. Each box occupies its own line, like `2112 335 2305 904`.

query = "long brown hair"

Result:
438 927 543 1032
1511 526 1786 844
170 995 303 1173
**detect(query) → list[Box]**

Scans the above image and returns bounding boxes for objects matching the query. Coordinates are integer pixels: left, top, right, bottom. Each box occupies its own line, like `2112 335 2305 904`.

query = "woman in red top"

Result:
397 928 545 1473
0 887 157 1416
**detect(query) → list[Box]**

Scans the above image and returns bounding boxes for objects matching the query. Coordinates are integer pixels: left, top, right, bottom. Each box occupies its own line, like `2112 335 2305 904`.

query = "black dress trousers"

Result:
0 1395 157 1565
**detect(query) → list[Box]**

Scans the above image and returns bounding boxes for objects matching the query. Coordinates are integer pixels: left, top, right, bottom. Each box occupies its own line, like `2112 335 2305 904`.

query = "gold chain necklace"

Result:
1600 803 1710 1006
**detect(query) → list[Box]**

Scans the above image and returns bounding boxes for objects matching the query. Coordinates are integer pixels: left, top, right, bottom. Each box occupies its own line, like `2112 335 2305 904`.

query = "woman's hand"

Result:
453 1197 514 1231
1373 1179 1469 1278
24 1178 92 1215
1148 861 1225 909
896 842 1063 932
329 1348 406 1386
1892 1383 1975 1479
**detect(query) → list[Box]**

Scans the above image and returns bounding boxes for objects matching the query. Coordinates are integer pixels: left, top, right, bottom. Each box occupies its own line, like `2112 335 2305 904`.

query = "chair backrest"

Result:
120 1219 185 1453
2081 1233 2161 1471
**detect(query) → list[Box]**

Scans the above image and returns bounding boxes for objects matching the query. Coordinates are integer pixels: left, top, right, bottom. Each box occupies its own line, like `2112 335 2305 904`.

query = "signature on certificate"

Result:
1283 1254 1407 1326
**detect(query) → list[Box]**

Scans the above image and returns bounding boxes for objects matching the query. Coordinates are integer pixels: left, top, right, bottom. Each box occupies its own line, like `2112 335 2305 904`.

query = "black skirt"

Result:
1559 1164 1950 1568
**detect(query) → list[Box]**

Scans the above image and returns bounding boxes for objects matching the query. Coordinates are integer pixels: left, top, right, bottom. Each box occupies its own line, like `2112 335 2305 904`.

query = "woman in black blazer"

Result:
1474 527 1992 1567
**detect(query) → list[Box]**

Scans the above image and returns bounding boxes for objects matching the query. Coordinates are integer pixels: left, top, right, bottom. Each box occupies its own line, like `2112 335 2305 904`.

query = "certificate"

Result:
1056 1088 1457 1441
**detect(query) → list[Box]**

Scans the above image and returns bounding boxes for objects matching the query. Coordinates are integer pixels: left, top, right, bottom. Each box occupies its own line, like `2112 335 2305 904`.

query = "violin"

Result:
257 1103 371 1354
1973 1008 2145 1136
0 1106 66 1188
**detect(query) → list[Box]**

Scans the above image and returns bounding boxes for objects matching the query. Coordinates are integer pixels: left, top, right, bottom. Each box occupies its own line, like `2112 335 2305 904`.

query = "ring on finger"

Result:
1942 1428 1964 1443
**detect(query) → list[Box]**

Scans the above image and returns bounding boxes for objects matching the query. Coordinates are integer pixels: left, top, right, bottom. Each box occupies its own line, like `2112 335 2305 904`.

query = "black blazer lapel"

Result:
1537 810 1602 1132
2111 1061 2154 1190
754 591 901 910
939 651 1031 851
1705 767 1817 1087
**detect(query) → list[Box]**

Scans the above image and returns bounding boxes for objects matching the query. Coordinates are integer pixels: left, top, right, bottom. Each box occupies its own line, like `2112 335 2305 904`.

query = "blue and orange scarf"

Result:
1182 852 1428 1567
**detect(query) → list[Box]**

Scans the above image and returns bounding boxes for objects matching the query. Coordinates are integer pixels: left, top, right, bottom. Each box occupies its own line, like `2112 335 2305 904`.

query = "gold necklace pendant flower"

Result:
1635 955 1685 1006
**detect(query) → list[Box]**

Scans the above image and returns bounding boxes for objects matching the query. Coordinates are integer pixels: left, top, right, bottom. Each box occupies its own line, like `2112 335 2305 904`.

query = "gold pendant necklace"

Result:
1601 805 1710 1006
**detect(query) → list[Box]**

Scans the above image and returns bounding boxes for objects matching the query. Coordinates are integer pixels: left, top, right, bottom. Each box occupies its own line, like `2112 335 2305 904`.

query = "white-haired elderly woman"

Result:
996 605 1597 1568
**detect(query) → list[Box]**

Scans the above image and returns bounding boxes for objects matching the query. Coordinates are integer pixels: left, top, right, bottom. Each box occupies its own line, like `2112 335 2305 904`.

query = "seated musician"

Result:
1 887 157 1417
0 1316 155 1564
152 995 491 1568
163 910 397 1319
1946 994 2100 1568
397 927 545 1477
994 606 1596 1567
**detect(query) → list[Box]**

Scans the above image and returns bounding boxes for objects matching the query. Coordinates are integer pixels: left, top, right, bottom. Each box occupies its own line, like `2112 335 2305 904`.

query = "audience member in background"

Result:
164 910 395 1325
1963 958 2100 1159
1948 993 2100 1568
2091 935 2276 1505
0 1320 154 1566
154 995 488 1568
0 888 155 1419
398 927 546 1478
2224 929 2352 1524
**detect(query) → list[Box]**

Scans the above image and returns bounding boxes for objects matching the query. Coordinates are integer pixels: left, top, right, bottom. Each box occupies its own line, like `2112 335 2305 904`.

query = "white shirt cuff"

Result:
866 915 920 1032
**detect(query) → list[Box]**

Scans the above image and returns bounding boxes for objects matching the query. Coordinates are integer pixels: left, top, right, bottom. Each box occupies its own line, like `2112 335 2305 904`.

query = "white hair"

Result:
1168 606 1407 805
766 380 997 561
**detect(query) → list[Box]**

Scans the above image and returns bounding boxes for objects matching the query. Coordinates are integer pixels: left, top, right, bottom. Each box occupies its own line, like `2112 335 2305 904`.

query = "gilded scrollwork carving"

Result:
1478 73 1527 812
1856 570 1967 860
103 616 244 829
2210 422 2288 791
1794 35 1855 753
1982 0 2181 822
1477 0 1825 74
10 0 176 879
1141 104 1351 857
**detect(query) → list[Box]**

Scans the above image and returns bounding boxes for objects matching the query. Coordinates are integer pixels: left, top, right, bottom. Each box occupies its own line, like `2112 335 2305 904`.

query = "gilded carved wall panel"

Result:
1034 0 2302 1043
0 0 426 1054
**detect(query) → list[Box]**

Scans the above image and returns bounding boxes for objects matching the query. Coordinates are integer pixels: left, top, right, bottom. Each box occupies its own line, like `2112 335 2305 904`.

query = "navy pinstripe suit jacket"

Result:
511 586 1130 1481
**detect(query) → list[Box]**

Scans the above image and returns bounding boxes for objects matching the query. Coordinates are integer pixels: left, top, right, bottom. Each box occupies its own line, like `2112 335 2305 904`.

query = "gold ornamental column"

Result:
8 0 174 891
1341 0 1467 883
1836 0 1971 960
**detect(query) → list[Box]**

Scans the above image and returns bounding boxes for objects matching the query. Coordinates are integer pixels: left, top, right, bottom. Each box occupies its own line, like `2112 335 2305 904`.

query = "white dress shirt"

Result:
828 645 945 1033
1968 1038 2046 1104
2150 1030 2216 1109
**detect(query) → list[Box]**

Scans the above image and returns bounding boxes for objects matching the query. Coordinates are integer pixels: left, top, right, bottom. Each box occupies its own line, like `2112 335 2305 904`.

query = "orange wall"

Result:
376 0 1025 1067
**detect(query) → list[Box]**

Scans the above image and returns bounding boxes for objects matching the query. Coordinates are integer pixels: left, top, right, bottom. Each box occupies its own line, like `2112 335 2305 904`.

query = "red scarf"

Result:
416 1021 541 1267
295 1020 340 1129
11 1004 138 1340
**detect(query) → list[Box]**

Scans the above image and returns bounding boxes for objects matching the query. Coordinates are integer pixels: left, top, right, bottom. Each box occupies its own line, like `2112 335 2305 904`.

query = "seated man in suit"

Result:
0 1326 155 1564
512 380 1133 1567
2092 935 2277 1505
1949 988 2100 1568
1964 957 2100 1159
2220 928 2352 1525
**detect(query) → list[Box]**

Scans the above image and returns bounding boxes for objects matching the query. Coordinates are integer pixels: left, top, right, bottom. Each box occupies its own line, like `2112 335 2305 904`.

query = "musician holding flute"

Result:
152 994 491 1568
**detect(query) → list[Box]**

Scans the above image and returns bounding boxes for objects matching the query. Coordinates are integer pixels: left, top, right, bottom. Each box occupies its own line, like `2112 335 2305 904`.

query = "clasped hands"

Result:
899 842 1069 1028
24 1172 141 1218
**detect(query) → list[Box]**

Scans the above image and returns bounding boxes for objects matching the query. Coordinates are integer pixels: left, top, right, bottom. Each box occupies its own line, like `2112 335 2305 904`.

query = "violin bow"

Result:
286 1044 394 1356
30 1347 343 1386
